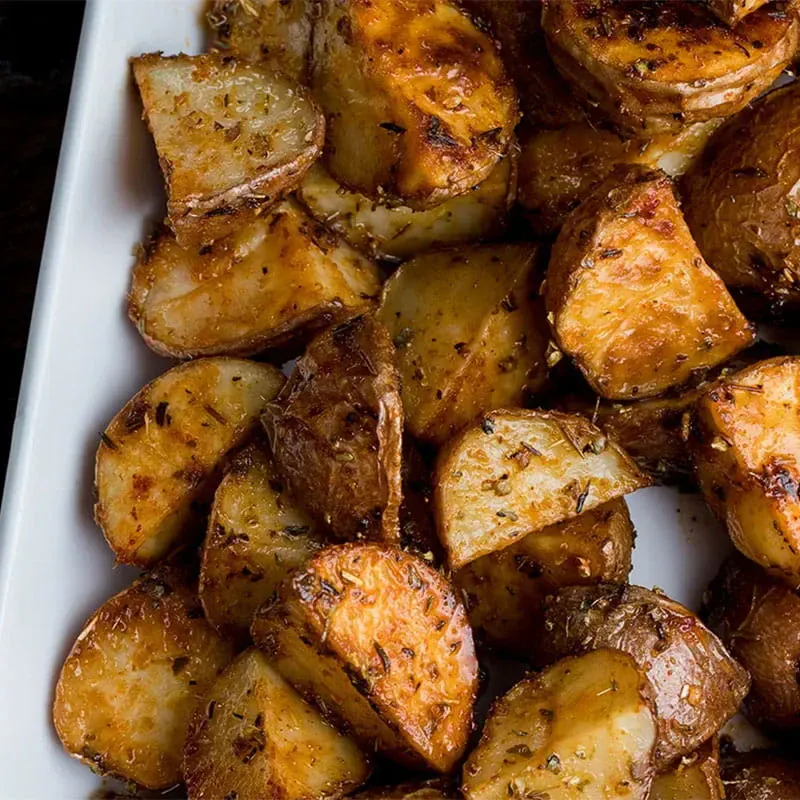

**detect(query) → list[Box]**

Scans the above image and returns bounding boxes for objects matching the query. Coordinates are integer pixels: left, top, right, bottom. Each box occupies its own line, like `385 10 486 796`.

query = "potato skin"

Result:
312 0 518 208
707 0 773 25
649 738 723 800
683 81 800 318
540 584 750 769
545 166 754 400
690 357 800 584
53 561 235 790
722 750 800 800
264 315 402 544
704 555 800 732
252 543 478 772
455 499 634 656
542 1 799 134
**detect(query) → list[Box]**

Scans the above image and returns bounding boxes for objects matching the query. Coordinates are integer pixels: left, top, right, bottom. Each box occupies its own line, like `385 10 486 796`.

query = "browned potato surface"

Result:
540 584 750 769
183 648 369 800
542 1 799 134
455 499 634 656
708 0 772 25
251 543 478 772
690 356 800 584
377 245 549 445
207 0 312 82
436 409 649 569
311 0 518 208
297 154 516 262
705 554 800 732
53 561 235 790
95 358 284 567
545 166 754 400
722 750 800 800
649 738 722 800
683 81 800 318
263 315 402 544
129 200 380 359
199 441 323 642
132 52 324 247
462 648 657 800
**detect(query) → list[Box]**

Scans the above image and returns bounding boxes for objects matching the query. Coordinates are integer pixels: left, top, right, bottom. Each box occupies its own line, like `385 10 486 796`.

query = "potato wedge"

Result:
296 154 516 262
649 739 722 800
311 0 518 208
199 441 323 642
462 648 657 800
707 0 772 25
129 200 380 358
377 245 549 445
263 316 402 544
207 0 312 83
683 81 800 318
183 648 369 800
455 499 634 656
541 1 799 134
251 543 478 772
353 783 455 800
95 358 284 567
722 750 800 800
435 409 649 570
545 166 754 400
540 584 750 769
132 52 324 248
705 554 800 732
53 561 235 790
690 356 800 584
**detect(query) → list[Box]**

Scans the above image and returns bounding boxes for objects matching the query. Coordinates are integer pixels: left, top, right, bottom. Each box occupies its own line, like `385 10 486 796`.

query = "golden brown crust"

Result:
540 584 751 769
545 166 755 400
722 750 800 800
251 543 478 772
263 315 403 544
649 738 723 800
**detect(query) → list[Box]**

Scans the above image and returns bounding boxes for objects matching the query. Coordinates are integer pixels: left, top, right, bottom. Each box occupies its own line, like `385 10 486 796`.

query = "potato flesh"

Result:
312 0 518 207
455 499 633 656
53 564 235 789
95 358 284 566
649 739 722 800
462 649 657 800
378 245 549 444
542 1 799 133
132 52 323 246
297 156 515 261
691 357 800 583
546 168 754 400
253 543 478 772
183 648 369 800
199 443 322 641
435 410 648 569
129 200 380 358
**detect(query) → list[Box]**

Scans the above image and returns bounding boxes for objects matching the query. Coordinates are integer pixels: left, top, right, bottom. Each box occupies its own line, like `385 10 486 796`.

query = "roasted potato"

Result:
683 81 800 318
545 166 755 400
377 245 549 445
541 0 799 134
435 409 649 570
455 499 634 656
251 543 478 772
353 783 455 800
540 584 750 769
131 52 324 248
95 358 284 566
296 153 516 262
704 554 800 732
53 561 235 790
649 738 723 800
207 0 312 82
722 750 800 800
690 356 800 584
183 647 370 800
263 315 402 544
199 441 324 642
129 200 380 359
462 648 658 800
311 0 518 208
707 0 773 25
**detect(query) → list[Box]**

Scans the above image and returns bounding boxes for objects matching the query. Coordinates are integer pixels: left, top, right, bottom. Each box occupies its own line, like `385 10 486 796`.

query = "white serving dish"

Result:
0 0 763 797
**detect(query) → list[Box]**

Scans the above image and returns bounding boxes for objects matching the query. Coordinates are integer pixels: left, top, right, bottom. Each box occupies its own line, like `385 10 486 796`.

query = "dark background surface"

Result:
0 1 85 488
